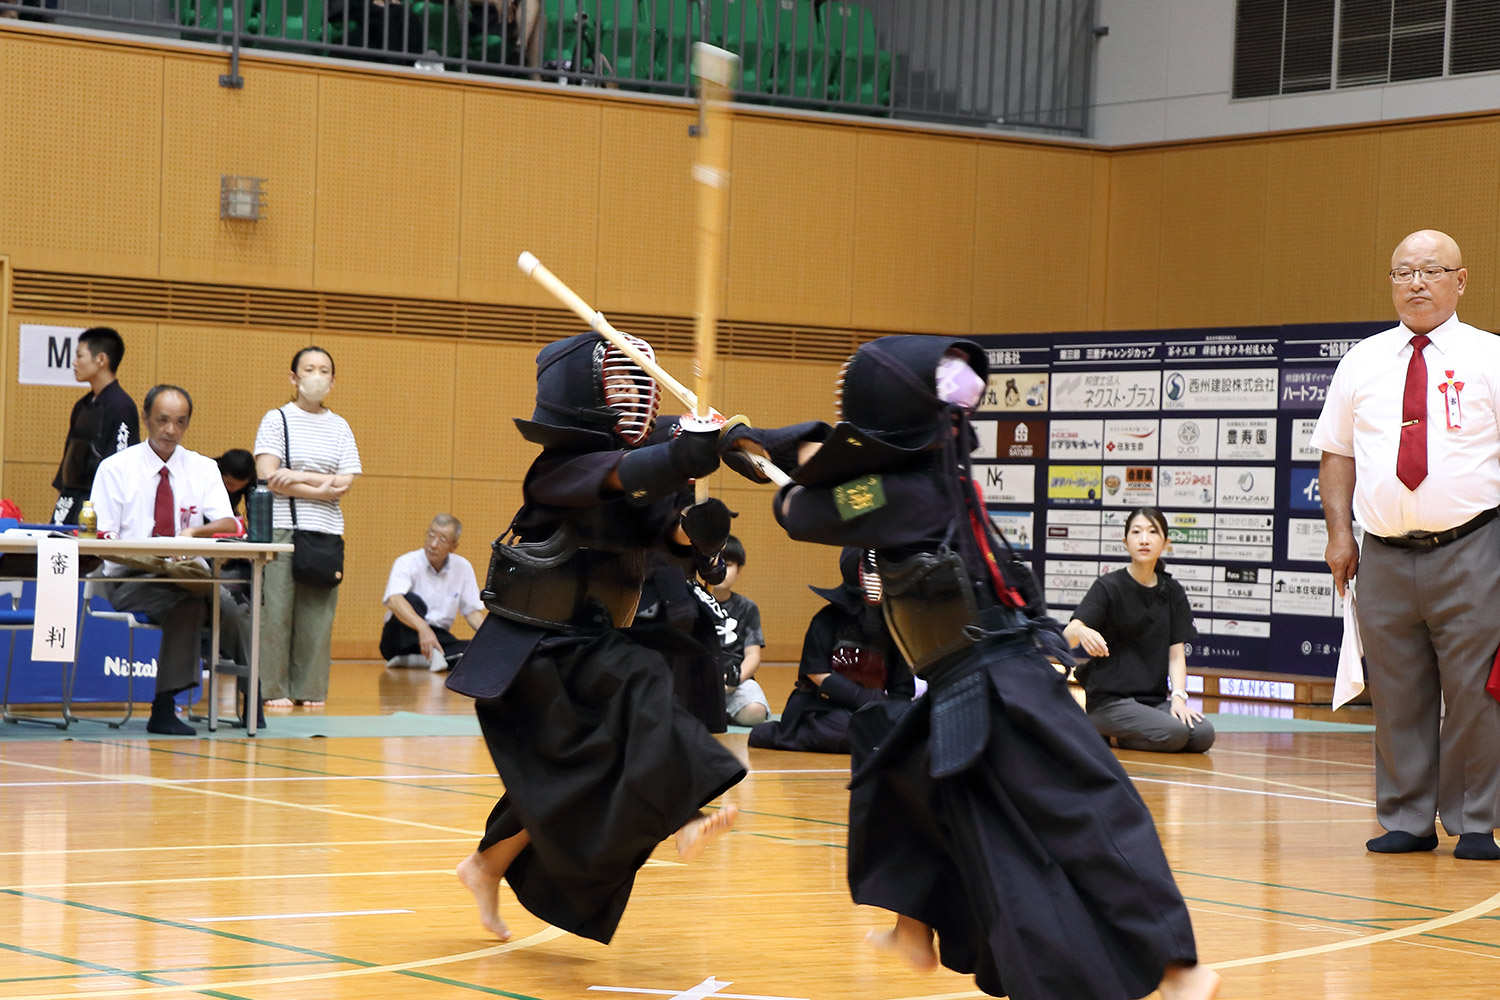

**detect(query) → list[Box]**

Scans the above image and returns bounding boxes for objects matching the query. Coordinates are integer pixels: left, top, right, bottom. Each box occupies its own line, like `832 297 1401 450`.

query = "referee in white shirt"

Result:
1311 230 1500 860
380 514 485 671
90 385 251 735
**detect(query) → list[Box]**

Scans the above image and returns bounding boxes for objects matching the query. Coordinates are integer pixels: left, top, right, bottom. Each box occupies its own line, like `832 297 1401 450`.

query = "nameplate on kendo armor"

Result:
833 475 887 521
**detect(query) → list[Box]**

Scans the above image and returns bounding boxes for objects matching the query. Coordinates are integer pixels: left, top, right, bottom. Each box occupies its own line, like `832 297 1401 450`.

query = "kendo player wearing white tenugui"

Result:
729 336 1218 1000
448 331 746 943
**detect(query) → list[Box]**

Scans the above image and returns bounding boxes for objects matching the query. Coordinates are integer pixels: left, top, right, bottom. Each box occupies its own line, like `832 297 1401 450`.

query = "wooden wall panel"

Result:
1372 120 1500 332
1262 132 1384 324
0 36 162 278
314 333 456 478
1103 151 1164 328
725 118 859 328
314 75 464 297
595 103 698 316
1156 142 1270 329
458 91 604 307
851 131 978 334
155 325 310 461
452 340 542 483
972 145 1100 333
159 58 319 288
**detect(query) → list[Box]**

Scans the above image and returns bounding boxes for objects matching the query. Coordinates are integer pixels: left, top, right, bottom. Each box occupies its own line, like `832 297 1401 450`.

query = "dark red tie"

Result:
1396 334 1431 491
153 467 175 537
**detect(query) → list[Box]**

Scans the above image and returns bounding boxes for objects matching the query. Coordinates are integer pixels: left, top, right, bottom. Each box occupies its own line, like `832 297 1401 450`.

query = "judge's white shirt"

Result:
90 442 235 576
382 549 483 631
1310 313 1500 538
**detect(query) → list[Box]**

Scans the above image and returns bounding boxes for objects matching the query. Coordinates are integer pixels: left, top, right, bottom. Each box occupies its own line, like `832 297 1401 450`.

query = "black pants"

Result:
379 592 466 661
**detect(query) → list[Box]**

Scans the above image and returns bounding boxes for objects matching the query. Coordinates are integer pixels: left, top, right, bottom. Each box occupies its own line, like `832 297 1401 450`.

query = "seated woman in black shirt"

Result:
1063 506 1215 753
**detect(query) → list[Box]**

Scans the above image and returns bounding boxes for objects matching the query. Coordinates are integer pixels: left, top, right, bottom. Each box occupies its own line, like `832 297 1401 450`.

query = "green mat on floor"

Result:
1200 712 1374 733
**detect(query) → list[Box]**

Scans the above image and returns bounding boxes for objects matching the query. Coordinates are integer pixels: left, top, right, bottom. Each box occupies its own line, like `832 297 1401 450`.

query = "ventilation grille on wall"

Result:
1233 0 1500 99
9 270 877 364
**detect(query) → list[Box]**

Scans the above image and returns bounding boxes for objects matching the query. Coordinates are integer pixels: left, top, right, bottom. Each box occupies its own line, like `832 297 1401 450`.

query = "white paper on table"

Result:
31 537 79 662
1333 579 1364 710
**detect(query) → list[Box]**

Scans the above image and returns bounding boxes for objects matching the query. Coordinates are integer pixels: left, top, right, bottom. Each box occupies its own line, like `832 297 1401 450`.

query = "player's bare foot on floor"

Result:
866 916 938 972
674 803 739 861
456 852 511 940
1158 963 1220 1000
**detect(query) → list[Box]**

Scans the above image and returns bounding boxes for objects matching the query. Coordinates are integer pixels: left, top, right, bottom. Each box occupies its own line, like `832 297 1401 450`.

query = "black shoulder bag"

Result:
279 408 345 588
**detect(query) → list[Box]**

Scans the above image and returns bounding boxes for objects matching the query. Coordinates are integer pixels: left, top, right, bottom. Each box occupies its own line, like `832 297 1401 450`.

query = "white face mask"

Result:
299 373 332 404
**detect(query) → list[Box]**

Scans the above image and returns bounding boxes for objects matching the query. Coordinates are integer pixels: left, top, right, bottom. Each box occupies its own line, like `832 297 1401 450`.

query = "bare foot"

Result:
295 700 325 708
456 852 511 941
1158 963 1220 1000
264 698 294 708
674 803 739 861
866 916 938 972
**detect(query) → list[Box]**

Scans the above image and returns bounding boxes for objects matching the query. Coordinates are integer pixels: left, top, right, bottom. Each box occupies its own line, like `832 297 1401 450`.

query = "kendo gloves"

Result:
719 420 832 482
681 497 736 585
616 424 721 504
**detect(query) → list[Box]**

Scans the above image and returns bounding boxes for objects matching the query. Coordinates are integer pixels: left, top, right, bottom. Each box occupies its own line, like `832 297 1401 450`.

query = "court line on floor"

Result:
3 869 462 893
0 837 471 859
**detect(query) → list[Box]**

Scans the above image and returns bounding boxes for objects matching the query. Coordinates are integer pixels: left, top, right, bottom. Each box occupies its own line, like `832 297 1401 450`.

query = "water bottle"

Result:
247 480 273 543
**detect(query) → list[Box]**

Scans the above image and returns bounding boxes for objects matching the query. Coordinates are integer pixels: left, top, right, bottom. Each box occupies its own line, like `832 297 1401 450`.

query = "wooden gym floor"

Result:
1 662 1496 1000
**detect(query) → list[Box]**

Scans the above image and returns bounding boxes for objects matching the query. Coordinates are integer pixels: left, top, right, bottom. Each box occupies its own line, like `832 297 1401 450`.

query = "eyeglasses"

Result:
1390 266 1460 284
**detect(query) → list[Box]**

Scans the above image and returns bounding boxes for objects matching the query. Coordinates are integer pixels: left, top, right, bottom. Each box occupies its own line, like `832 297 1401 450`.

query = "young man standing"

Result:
52 327 138 525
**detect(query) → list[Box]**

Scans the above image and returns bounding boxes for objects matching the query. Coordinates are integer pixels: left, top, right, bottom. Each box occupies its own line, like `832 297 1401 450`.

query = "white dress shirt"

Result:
90 442 235 576
382 549 483 631
1310 313 1500 537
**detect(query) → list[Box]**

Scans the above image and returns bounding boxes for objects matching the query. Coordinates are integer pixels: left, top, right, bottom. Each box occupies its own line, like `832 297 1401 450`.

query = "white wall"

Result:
1092 0 1500 144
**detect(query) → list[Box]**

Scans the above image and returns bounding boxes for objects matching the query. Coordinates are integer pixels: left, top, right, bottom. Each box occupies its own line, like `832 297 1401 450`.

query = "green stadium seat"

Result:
640 0 702 86
820 1 889 107
540 0 645 80
409 0 464 59
764 0 826 100
253 0 327 46
703 0 769 94
177 0 243 34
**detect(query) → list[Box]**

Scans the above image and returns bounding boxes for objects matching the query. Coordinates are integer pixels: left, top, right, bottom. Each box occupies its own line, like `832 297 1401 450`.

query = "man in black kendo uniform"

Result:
447 331 748 945
52 326 139 525
748 546 913 753
735 336 1218 1000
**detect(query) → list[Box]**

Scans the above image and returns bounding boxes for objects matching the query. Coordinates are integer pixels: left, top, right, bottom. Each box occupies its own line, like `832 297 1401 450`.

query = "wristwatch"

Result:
1170 690 1189 701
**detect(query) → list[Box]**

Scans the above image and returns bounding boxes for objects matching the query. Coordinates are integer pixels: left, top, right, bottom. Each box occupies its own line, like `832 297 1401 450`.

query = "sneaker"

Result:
428 648 449 672
386 653 428 668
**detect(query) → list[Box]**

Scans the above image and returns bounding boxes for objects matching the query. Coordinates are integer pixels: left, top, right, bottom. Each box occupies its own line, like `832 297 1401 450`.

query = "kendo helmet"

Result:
836 336 988 451
527 331 661 446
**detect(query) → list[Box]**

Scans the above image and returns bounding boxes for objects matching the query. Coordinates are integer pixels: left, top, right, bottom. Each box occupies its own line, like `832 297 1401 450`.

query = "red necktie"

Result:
153 467 175 537
1396 334 1431 491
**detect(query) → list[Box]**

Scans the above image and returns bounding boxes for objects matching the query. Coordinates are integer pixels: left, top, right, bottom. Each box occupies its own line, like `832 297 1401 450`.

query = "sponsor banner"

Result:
1272 570 1337 617
1213 618 1272 639
1101 465 1157 507
1055 340 1164 364
1215 466 1276 509
1050 419 1105 460
988 510 1035 551
994 420 1046 459
1217 417 1276 461
1161 336 1278 362
1162 368 1279 411
1103 418 1160 461
975 464 1037 504
1286 518 1328 562
1046 535 1103 556
971 421 1000 459
1279 367 1333 410
1164 510 1215 561
1048 508 1103 526
1047 465 1102 504
980 372 1049 412
1288 467 1321 511
1159 465 1217 509
1290 418 1321 461
1051 370 1161 413
1159 418 1217 461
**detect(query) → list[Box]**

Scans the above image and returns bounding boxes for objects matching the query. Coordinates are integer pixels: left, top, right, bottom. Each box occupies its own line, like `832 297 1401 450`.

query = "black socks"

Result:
1454 833 1500 861
1365 830 1438 853
147 693 196 736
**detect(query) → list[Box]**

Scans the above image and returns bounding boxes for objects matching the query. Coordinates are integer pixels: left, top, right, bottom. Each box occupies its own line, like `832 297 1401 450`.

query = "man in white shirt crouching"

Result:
381 514 485 672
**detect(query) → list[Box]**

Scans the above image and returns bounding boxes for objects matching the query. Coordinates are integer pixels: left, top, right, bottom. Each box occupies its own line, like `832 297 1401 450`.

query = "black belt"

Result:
1371 508 1498 551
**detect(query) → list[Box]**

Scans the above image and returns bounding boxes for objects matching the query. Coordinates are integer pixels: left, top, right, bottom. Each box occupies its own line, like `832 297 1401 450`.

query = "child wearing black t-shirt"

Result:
1064 507 1215 753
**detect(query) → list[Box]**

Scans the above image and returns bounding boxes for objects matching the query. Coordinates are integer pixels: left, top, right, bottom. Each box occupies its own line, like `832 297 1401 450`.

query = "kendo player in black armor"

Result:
748 547 913 753
732 336 1219 1000
448 331 747 944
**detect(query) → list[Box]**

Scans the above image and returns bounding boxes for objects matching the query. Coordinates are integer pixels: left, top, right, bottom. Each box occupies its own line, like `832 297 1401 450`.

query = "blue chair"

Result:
0 588 67 729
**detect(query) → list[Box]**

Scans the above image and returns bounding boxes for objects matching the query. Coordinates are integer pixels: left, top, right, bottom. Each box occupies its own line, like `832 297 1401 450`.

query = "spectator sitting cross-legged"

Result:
382 514 486 672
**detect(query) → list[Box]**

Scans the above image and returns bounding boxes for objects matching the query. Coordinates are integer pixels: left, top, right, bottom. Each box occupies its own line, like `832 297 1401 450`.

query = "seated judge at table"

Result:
90 385 251 735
